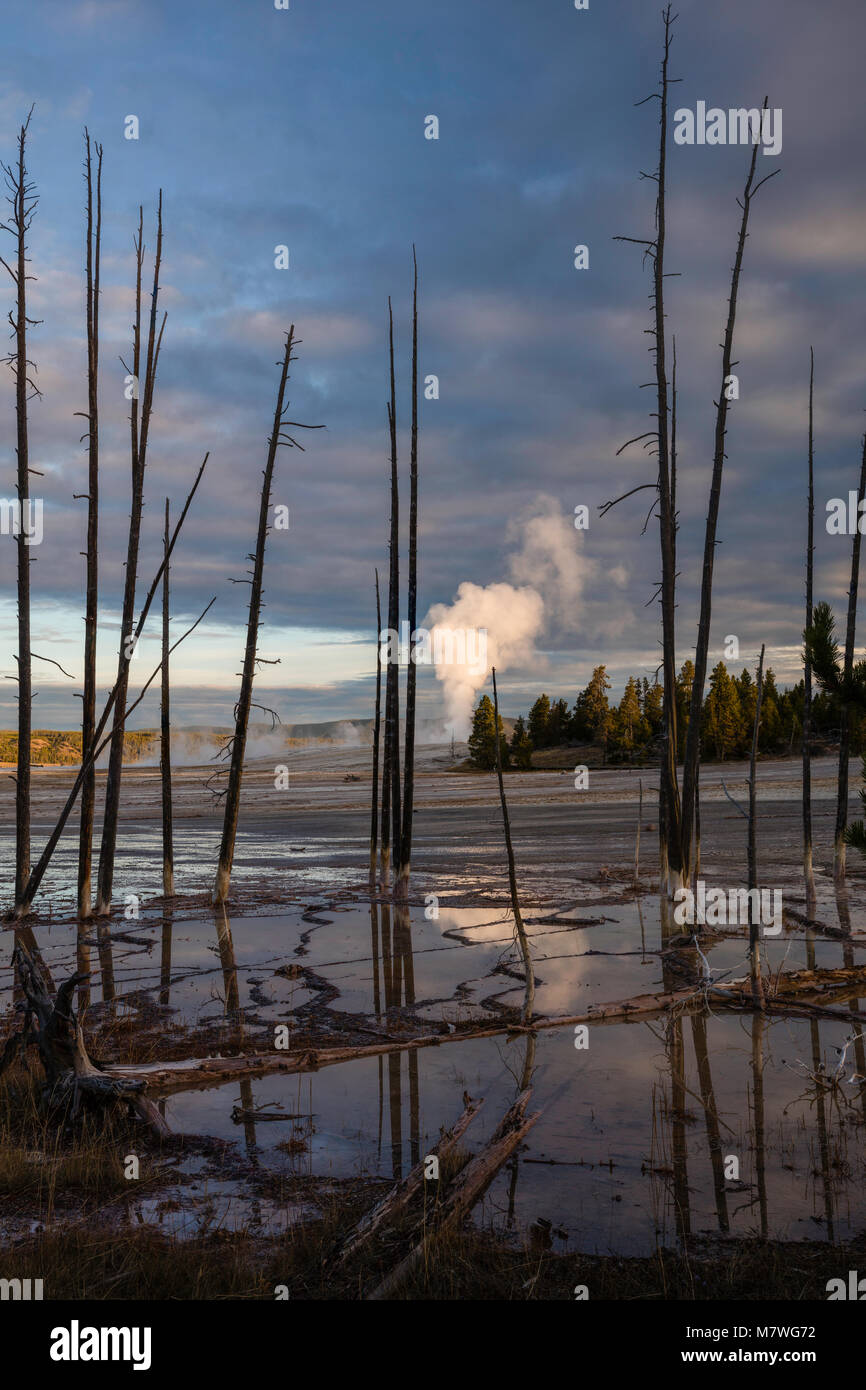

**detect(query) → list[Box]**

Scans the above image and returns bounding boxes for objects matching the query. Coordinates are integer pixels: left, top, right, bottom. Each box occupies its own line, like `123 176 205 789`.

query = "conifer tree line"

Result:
467 658 861 771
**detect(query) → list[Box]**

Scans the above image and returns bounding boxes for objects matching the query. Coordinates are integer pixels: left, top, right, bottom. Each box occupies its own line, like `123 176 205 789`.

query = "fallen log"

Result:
100 966 866 1098
366 1088 540 1300
327 1096 484 1271
782 906 847 940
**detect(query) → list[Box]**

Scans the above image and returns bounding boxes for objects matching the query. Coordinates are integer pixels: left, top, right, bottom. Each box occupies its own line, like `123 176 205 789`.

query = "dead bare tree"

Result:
76 130 103 920
649 9 681 896
380 301 401 887
834 434 866 881
679 106 778 883
213 330 319 905
1 108 40 904
609 9 681 893
370 567 382 886
748 644 766 1008
671 336 683 883
694 757 701 879
95 196 166 915
397 252 419 898
492 667 534 1023
803 348 815 899
161 498 174 897
9 455 209 919
671 336 678 567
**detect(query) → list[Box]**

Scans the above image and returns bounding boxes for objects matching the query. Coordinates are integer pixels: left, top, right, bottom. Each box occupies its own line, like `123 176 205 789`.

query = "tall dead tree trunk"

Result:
611 10 680 892
77 130 102 921
379 611 392 885
670 337 677 567
652 8 682 897
492 667 534 1023
95 197 166 915
749 644 766 1009
694 757 701 879
387 301 401 876
1 109 39 905
370 568 382 886
161 497 174 897
213 329 318 905
803 348 815 899
397 252 419 897
9 455 209 920
380 301 400 887
670 334 683 886
834 433 866 881
680 110 778 883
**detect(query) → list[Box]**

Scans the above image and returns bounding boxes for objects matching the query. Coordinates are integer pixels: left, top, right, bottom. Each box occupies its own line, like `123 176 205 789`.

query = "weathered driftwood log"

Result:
102 965 866 1100
366 1089 540 1300
327 1096 484 1271
3 944 169 1137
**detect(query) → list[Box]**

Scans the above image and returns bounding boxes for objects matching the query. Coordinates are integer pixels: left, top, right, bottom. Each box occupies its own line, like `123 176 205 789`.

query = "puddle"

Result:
4 893 866 1253
150 1003 866 1255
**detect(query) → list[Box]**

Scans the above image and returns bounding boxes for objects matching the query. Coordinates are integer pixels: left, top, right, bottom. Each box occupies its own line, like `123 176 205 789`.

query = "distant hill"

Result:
0 717 470 767
0 720 378 767
0 729 160 766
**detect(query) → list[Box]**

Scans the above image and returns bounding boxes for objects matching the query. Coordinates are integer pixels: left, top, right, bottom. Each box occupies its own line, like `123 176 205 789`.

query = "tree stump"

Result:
2 941 170 1137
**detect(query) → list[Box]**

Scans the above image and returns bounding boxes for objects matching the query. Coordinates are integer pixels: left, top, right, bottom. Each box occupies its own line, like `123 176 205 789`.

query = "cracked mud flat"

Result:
3 748 866 1261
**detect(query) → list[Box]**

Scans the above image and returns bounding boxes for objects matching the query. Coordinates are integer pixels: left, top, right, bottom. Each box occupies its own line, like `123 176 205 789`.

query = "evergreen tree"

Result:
675 660 695 758
617 676 643 753
759 667 782 750
468 694 508 770
736 668 756 756
548 697 570 746
528 693 551 749
704 662 742 760
570 689 592 741
643 680 664 738
778 680 802 752
509 714 533 770
583 666 611 736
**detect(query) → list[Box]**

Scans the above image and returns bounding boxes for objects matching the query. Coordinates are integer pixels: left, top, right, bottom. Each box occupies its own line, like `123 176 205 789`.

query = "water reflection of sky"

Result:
4 897 866 1254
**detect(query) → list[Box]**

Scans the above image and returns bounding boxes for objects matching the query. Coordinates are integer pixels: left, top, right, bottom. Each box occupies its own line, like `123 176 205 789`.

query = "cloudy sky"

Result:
0 0 864 732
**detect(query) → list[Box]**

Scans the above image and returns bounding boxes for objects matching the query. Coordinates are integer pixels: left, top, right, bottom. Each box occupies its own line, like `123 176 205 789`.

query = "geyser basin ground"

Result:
4 894 866 1259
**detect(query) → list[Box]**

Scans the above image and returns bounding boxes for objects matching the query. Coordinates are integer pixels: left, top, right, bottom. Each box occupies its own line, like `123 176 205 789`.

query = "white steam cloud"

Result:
424 496 595 738
329 720 363 747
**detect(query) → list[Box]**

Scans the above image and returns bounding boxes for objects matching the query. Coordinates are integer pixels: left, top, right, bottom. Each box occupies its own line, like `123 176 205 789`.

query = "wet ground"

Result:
4 877 866 1258
0 748 862 910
